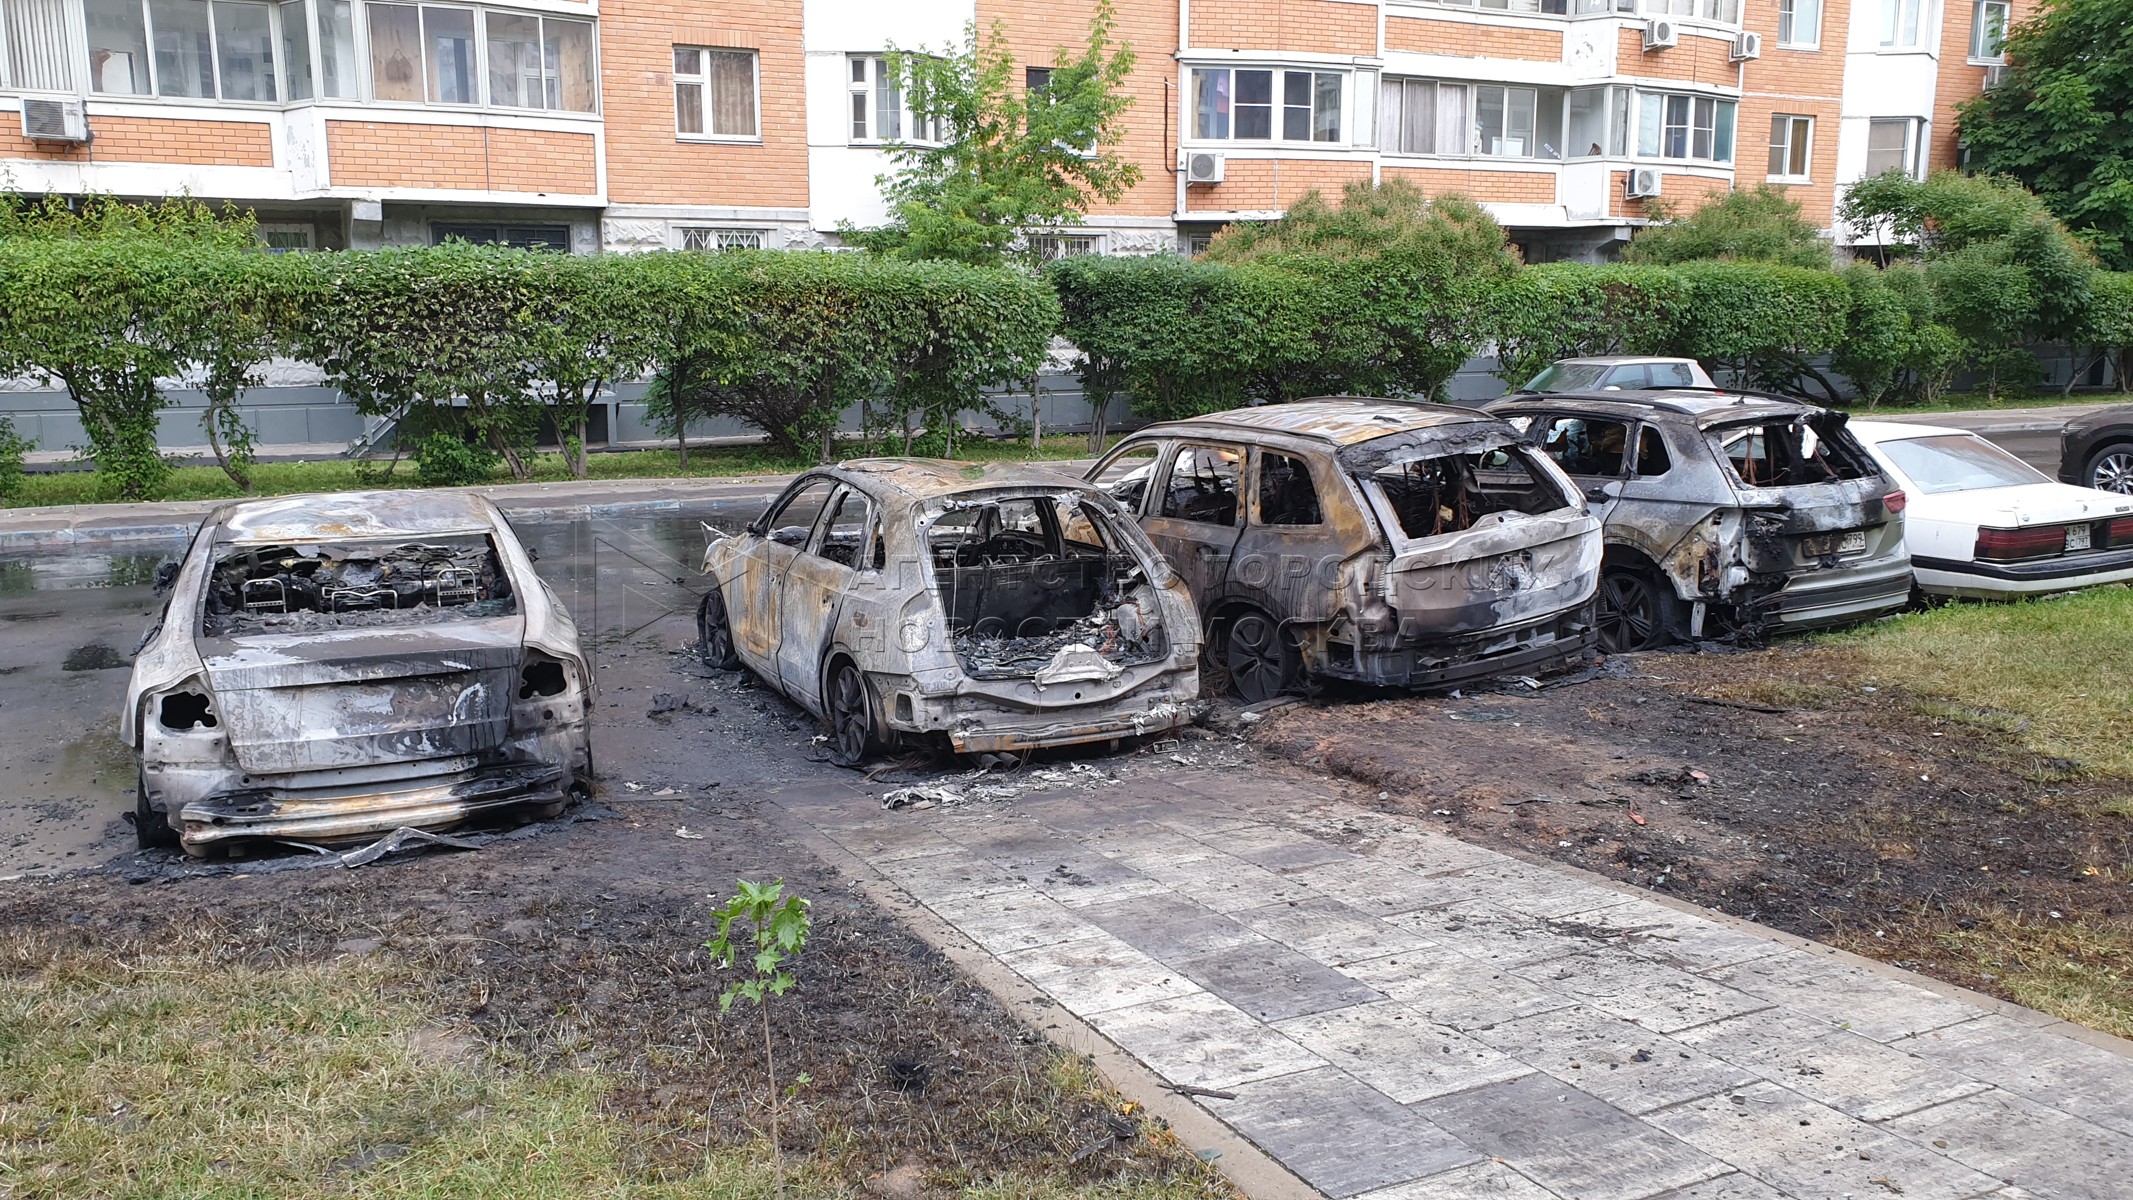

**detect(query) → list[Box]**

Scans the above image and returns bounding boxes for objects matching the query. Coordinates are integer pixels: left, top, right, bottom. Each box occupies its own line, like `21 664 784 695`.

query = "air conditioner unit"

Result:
1643 19 1678 51
1184 151 1225 184
1730 30 1762 61
1982 64 2010 89
20 97 89 143
1626 168 1663 199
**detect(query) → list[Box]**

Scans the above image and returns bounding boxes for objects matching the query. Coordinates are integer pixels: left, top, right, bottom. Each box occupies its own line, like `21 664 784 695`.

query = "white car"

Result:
1852 421 2133 599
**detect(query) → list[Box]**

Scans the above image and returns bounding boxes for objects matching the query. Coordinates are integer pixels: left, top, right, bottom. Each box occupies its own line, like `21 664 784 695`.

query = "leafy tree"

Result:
1958 0 2133 271
704 879 812 1197
0 415 30 505
850 2 1140 265
518 252 656 478
1623 185 1832 269
173 248 301 492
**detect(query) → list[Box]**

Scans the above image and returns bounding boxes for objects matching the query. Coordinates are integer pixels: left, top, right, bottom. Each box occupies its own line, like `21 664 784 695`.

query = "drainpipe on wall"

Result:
1176 0 1190 223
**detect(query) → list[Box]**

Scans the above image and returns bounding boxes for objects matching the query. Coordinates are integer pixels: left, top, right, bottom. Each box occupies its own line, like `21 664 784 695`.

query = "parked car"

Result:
124 491 593 855
2057 404 2133 494
1517 356 1715 394
1084 399 1603 699
1855 420 2133 598
697 460 1203 765
1487 390 1912 650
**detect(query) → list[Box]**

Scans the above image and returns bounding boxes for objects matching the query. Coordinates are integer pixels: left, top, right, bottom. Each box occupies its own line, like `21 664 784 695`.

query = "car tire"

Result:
2084 443 2133 494
1225 609 1299 702
824 659 877 769
1596 566 1681 653
135 771 179 851
696 584 741 670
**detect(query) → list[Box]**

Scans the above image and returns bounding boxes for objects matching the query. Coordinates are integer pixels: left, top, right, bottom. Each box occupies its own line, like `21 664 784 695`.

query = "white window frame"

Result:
1 0 78 92
1863 116 1922 179
1766 113 1812 182
1636 89 1735 164
672 44 758 141
1879 0 1930 49
848 52 941 146
1640 0 1741 24
1187 65 1346 146
1776 0 1822 48
680 227 768 251
1025 232 1100 260
1968 0 2008 62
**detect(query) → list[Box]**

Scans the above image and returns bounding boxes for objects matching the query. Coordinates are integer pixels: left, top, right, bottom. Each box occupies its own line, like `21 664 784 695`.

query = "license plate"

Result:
1838 530 1868 555
2067 524 2092 551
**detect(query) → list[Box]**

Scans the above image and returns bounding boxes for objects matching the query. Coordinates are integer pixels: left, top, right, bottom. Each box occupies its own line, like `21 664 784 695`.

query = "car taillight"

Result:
1974 526 2066 561
2107 517 2133 547
1883 490 1907 515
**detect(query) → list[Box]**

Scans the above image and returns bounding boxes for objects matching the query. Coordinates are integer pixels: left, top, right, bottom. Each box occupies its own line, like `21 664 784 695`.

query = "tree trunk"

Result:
901 410 914 456
762 1001 785 1198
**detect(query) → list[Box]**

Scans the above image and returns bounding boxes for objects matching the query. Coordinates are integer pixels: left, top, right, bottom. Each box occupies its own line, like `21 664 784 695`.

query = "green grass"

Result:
0 931 1230 1200
6 436 1108 509
1850 387 2127 416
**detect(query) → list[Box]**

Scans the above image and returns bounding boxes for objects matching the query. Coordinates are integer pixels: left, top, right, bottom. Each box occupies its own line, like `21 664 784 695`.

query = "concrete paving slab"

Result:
1176 938 1388 1022
1415 1073 1733 1200
1078 892 1268 962
818 819 964 864
1434 859 1655 920
1131 851 1326 913
996 933 1200 1015
1274 1000 1534 1103
1214 828 1360 872
1388 899 1616 969
1350 1159 1561 1200
1671 1007 1992 1123
1202 1067 1484 1198
1886 1088 2133 1199
1287 856 1461 918
1512 949 1772 1035
1641 1174 1794 1200
1085 991 1328 1092
1902 1015 2133 1139
1232 896 1437 964
1465 1005 1759 1116
1016 847 1169 907
1339 946 1580 1030
1646 1082 2004 1200
926 890 1106 956
1554 896 1792 974
870 850 1028 902
1703 950 1979 1043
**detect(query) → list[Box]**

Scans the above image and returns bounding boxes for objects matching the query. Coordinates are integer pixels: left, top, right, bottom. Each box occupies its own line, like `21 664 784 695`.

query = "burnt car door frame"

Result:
731 475 836 672
1139 440 1249 603
776 482 879 713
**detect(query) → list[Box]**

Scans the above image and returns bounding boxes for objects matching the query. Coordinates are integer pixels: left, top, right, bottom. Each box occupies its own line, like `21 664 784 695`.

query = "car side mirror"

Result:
769 526 809 547
1584 483 1619 504
151 559 181 595
524 545 540 563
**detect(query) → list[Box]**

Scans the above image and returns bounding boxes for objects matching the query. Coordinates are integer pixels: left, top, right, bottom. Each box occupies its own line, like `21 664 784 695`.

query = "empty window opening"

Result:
1367 449 1572 540
203 535 517 635
1714 420 1870 488
1258 452 1323 525
1159 445 1243 526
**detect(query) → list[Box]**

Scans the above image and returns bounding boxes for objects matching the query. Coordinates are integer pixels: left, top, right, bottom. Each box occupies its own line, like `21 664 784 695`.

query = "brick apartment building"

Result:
0 0 2022 262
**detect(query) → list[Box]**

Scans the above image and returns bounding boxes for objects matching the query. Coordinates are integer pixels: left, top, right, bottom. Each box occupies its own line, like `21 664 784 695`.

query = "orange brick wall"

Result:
1186 157 1372 213
598 0 807 207
1929 0 2031 172
1618 28 1740 85
1189 0 1378 56
1381 165 1555 204
1385 15 1562 62
0 115 272 167
327 121 596 193
1611 170 1730 218
1737 0 1848 226
982 0 1177 218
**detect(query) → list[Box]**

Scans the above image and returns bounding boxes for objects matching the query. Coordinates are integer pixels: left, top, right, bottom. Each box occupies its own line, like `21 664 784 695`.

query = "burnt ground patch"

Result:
1258 645 2133 1032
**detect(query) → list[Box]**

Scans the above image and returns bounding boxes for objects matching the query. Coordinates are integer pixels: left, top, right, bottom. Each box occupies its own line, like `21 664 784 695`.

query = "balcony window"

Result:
1379 77 1464 155
1881 0 1926 48
1864 117 1919 178
1970 0 2008 61
316 0 353 97
1767 113 1812 180
4 0 77 90
1193 67 1343 143
150 0 214 98
1643 0 1740 21
1565 86 1627 158
213 1 274 101
480 12 591 110
278 0 309 97
1637 91 1734 163
1777 0 1821 47
849 53 939 144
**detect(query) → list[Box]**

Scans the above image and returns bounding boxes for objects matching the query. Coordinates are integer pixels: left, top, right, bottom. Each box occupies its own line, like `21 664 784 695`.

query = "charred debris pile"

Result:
203 537 516 635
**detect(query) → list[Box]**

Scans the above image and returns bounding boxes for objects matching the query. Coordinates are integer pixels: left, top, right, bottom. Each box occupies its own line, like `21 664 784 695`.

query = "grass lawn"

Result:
1848 387 2128 416
5 435 1108 509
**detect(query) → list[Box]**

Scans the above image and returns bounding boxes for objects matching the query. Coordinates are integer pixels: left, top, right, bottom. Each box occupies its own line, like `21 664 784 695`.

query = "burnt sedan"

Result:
696 460 1203 765
1489 390 1911 650
1086 399 1603 699
124 491 594 855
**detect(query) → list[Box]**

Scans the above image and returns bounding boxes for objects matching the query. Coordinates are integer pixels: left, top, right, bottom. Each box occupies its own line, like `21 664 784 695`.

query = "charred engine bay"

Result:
203 537 516 636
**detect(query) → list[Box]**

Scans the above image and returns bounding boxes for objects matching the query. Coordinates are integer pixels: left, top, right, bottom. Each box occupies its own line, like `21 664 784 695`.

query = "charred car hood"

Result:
199 616 524 774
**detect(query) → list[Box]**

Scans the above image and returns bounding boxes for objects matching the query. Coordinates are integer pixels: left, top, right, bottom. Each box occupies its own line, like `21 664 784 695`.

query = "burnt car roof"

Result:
208 490 504 545
830 458 1094 502
1490 389 1825 428
1132 398 1497 447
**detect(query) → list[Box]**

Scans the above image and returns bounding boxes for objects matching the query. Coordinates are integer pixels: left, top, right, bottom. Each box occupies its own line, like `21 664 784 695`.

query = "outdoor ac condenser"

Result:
19 97 88 143
1730 31 1762 61
1643 19 1679 50
1185 152 1226 185
1627 168 1663 199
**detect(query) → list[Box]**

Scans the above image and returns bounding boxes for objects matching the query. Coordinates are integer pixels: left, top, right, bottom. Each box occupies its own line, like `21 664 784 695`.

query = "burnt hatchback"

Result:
697 460 1203 764
124 491 594 855
1087 399 1603 699
1488 390 1911 650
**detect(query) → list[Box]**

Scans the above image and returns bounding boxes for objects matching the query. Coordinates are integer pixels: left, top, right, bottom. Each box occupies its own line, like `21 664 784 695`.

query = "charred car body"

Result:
1086 399 1603 699
696 460 1203 764
1488 390 1911 650
124 491 593 854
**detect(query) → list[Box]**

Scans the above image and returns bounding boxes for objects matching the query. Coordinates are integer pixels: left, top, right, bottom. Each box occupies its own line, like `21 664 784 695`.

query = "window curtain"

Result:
708 50 753 135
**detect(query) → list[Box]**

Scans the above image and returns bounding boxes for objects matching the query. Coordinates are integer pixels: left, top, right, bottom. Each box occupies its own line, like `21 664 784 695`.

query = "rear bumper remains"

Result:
1319 604 1596 690
946 699 1204 754
1749 557 1913 630
175 761 570 851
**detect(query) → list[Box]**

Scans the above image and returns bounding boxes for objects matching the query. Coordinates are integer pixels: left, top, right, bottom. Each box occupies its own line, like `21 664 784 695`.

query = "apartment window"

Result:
432 222 569 250
1767 114 1812 180
1638 91 1734 162
483 12 593 110
1025 65 1050 95
681 227 766 251
1380 77 1463 155
257 221 315 251
1970 0 2008 60
1642 0 1741 21
1026 233 1099 260
1565 86 1627 158
1881 0 1926 47
4 0 77 91
1192 67 1342 143
1863 117 1919 177
80 0 294 100
674 46 757 138
315 0 353 97
849 53 939 144
1777 0 1821 47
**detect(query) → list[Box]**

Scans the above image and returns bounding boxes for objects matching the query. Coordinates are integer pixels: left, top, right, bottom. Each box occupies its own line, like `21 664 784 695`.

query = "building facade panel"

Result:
1 115 273 167
1383 164 1556 205
326 121 596 194
1185 157 1373 214
1189 0 1378 56
1737 0 1850 228
1385 15 1563 62
1617 28 1742 84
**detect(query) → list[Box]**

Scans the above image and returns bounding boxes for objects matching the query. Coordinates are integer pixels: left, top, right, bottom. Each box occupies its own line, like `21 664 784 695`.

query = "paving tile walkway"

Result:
770 769 2133 1200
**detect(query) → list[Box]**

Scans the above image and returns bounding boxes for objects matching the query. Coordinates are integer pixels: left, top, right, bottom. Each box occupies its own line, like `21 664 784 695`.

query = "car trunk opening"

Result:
1709 414 1899 572
202 535 516 636
923 494 1170 683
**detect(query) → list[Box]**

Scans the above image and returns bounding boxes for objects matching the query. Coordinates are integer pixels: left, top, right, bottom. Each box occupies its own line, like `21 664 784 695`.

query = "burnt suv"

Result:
1487 390 1911 651
1086 398 1602 699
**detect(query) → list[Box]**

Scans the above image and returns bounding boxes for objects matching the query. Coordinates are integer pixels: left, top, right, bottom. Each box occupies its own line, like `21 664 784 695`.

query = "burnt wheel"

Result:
696 584 741 669
134 771 178 851
1596 567 1680 653
825 660 876 769
2085 444 2133 495
1225 610 1298 703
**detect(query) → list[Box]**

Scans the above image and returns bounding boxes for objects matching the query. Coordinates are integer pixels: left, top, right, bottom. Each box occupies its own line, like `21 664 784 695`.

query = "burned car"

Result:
124 491 593 855
696 460 1203 765
1487 390 1911 650
1086 399 1603 699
